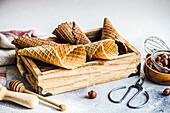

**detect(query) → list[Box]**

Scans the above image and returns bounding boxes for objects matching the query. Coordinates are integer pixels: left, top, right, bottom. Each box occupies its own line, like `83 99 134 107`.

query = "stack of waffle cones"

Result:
18 45 86 69
13 19 127 69
12 37 60 48
52 22 91 45
101 18 128 54
85 39 118 59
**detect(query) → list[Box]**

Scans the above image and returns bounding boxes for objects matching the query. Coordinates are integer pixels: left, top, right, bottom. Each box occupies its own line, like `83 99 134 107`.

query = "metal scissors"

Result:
108 77 149 109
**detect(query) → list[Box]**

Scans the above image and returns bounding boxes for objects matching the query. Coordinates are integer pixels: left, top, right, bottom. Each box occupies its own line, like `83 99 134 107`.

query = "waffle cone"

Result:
85 39 118 59
101 18 128 54
18 45 86 69
53 22 91 45
12 37 60 48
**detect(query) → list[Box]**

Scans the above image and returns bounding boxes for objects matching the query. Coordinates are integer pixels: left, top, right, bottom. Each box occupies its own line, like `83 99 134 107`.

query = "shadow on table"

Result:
0 100 30 110
39 101 61 111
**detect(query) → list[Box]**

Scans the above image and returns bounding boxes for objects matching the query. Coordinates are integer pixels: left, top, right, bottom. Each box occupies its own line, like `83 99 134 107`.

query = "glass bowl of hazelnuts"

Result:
151 50 170 73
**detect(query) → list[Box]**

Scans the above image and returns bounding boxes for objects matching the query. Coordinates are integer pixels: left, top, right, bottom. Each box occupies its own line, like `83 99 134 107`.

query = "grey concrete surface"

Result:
0 0 170 113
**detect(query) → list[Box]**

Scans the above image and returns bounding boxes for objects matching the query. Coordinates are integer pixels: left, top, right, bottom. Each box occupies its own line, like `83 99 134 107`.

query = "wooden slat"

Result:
20 56 41 79
41 65 138 95
25 74 38 91
41 52 139 76
26 58 42 76
22 62 39 92
119 35 140 55
16 55 26 77
15 46 30 77
24 65 39 85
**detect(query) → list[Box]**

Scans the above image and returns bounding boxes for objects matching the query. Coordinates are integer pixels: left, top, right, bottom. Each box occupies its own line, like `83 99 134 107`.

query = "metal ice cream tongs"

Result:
108 77 149 109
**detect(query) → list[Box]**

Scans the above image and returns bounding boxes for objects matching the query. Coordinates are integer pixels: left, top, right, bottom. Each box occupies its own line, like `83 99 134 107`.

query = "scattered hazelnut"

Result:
156 56 161 61
146 53 151 58
161 58 168 66
163 88 170 96
162 53 168 59
88 90 97 99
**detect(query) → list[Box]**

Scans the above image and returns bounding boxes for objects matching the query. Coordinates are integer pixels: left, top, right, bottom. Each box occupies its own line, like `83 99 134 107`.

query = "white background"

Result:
0 0 170 54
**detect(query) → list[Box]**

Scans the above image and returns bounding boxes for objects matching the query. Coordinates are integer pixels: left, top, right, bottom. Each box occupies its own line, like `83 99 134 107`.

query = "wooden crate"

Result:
16 28 141 96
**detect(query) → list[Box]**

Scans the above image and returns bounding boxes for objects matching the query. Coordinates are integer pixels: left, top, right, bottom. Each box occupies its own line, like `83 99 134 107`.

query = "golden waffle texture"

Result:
52 22 91 45
101 18 128 54
18 44 86 69
12 37 59 48
85 39 118 59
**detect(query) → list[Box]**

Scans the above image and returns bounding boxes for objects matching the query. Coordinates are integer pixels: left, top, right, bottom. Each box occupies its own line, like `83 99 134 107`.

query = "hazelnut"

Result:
148 62 153 68
146 53 151 58
148 65 152 69
88 90 97 99
156 60 163 67
149 62 153 66
163 88 170 96
161 58 168 66
156 56 161 61
162 53 168 59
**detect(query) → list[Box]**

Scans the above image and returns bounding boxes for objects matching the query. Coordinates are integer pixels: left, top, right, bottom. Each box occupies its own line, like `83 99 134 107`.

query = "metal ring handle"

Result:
127 91 149 109
108 86 130 103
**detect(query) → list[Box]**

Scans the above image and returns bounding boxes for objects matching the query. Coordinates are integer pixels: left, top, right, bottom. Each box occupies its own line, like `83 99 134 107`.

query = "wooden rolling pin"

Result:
9 80 66 111
0 84 39 108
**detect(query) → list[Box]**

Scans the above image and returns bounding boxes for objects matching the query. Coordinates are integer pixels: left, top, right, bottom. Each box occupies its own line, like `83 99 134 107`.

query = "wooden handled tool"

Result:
0 84 39 108
9 80 66 111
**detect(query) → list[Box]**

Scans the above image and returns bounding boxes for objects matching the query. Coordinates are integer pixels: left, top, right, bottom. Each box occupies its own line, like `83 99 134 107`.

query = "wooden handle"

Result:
9 80 66 111
24 89 66 111
0 86 39 109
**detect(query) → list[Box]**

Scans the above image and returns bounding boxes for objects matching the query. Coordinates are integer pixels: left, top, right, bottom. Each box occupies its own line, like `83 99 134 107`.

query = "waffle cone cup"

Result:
85 39 118 59
53 22 91 45
12 37 60 48
101 18 128 54
18 44 86 69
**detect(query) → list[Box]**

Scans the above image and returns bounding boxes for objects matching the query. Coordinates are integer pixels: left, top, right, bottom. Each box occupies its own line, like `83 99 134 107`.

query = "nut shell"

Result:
146 53 151 58
163 88 170 96
162 58 168 66
162 53 168 59
156 60 163 67
156 56 161 61
88 90 97 99
144 57 170 85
